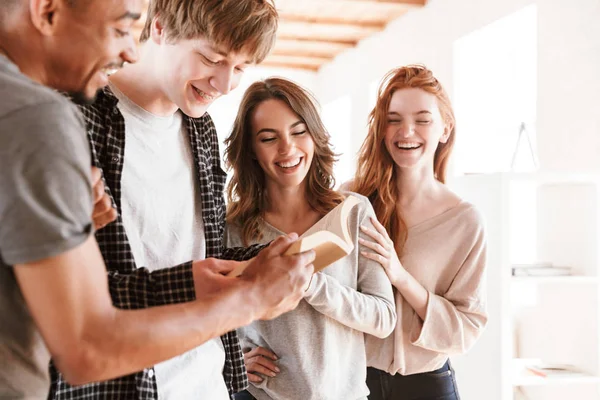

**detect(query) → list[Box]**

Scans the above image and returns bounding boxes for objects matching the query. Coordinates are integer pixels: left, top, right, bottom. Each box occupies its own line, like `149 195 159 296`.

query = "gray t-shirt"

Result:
0 55 93 399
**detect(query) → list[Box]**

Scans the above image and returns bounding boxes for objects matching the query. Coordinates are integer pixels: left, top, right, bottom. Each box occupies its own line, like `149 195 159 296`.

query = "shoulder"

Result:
450 201 486 246
0 95 87 158
0 66 69 118
187 112 216 134
339 190 376 220
224 223 244 249
338 180 354 192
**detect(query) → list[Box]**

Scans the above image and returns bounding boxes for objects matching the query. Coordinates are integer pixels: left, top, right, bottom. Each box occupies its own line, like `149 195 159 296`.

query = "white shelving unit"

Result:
447 172 600 400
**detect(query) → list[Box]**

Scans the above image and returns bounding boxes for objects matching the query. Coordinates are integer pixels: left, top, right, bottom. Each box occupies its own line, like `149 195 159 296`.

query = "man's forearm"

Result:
74 278 259 384
15 236 261 386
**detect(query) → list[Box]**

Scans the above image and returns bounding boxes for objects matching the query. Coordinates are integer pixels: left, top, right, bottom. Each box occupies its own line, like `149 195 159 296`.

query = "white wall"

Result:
537 0 600 171
314 0 600 178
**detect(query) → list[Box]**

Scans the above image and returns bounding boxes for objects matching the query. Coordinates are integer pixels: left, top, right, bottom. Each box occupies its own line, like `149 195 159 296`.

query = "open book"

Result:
228 195 361 277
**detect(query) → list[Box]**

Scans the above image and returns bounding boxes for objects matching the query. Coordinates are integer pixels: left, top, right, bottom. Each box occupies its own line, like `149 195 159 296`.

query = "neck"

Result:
0 23 49 86
264 181 313 221
395 164 440 208
109 43 178 117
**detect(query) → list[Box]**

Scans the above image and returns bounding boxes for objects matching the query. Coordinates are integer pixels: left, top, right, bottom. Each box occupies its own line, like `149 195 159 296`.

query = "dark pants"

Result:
233 390 255 400
366 360 460 400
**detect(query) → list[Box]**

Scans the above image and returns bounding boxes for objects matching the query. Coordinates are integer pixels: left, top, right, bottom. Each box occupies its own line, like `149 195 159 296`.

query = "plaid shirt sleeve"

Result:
221 245 264 261
107 262 196 309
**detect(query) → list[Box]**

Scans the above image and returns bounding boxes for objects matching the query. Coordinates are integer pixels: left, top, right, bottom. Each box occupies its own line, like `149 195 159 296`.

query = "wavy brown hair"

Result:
225 77 344 245
351 65 456 254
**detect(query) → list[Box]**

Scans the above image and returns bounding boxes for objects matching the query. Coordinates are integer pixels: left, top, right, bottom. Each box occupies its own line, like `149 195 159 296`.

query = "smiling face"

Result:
384 87 449 173
250 99 315 191
49 0 142 101
151 21 252 118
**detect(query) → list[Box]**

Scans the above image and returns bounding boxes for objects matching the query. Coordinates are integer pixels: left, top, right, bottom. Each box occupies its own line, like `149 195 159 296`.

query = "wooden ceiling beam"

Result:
324 0 426 6
272 39 354 58
271 48 338 58
279 14 386 29
276 35 359 46
260 61 320 72
263 54 331 69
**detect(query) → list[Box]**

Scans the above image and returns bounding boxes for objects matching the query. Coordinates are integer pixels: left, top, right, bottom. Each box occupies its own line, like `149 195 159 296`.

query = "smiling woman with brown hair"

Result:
225 77 397 400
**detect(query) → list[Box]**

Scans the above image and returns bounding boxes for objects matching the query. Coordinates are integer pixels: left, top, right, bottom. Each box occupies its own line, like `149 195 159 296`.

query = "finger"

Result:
267 233 299 255
248 373 263 383
360 251 389 267
94 195 113 214
358 238 390 258
93 208 117 230
370 217 392 241
360 225 388 249
247 346 278 360
247 362 278 377
247 357 279 374
288 249 316 268
93 181 106 204
91 166 102 186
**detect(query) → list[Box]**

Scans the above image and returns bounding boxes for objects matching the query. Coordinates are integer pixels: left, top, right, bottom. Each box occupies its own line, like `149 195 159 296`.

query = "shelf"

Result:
511 276 599 284
503 171 600 185
513 373 600 387
512 359 600 387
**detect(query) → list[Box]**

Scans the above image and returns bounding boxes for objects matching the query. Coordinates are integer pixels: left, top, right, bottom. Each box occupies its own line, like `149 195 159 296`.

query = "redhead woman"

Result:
352 65 488 400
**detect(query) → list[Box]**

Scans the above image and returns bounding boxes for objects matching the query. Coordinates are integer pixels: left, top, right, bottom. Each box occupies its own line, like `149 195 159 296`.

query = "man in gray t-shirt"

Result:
0 1 314 397
0 54 94 399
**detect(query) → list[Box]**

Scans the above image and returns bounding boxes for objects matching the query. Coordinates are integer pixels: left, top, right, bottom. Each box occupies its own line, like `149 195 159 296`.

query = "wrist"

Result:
237 275 266 323
393 269 410 289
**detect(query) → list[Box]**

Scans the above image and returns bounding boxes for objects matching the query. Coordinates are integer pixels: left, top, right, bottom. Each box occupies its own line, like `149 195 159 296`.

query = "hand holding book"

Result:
228 195 361 277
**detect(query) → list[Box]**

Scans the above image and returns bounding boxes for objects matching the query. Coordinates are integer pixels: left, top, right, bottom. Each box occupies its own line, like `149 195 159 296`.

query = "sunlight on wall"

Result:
453 4 538 175
322 96 353 187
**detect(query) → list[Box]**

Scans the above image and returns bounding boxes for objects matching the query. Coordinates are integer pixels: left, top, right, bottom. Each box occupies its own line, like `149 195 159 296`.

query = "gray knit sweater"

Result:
225 193 396 400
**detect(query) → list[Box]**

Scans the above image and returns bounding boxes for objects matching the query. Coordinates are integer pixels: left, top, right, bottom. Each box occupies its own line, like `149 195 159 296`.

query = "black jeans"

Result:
233 390 255 400
366 360 460 400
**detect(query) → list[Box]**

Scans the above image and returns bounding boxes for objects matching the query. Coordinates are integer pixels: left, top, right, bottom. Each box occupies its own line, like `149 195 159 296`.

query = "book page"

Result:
302 195 360 245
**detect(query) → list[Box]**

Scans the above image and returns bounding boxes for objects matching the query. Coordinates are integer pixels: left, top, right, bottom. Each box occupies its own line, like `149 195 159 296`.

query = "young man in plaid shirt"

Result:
48 0 312 399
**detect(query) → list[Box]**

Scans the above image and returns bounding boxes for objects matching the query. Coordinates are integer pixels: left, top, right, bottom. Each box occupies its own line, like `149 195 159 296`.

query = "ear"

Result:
439 127 450 144
29 0 61 36
150 15 165 45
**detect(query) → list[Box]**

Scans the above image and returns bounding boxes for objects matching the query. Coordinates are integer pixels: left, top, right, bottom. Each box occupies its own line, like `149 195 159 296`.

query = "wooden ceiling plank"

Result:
276 35 359 46
260 61 320 72
271 48 340 59
279 14 387 29
322 0 425 5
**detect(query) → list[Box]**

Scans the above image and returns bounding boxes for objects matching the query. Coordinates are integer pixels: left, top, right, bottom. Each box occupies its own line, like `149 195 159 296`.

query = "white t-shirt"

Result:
113 84 229 400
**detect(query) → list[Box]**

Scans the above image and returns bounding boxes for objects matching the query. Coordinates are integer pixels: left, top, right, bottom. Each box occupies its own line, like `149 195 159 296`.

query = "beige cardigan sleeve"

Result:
409 222 488 355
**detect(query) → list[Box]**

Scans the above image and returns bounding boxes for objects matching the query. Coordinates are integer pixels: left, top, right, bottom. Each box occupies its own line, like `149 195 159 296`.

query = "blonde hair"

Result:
225 78 344 245
140 0 278 64
351 65 456 254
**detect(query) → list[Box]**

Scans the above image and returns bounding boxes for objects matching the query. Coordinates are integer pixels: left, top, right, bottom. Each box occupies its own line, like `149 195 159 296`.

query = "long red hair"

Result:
351 65 456 254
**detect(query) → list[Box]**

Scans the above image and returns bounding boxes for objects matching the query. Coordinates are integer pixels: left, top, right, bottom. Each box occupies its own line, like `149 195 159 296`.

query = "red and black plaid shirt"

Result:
49 87 261 400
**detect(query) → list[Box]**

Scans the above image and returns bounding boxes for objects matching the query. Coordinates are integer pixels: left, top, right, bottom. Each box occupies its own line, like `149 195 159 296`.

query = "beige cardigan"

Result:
365 201 488 375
